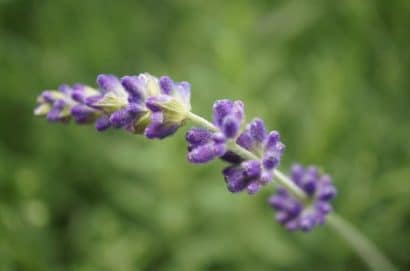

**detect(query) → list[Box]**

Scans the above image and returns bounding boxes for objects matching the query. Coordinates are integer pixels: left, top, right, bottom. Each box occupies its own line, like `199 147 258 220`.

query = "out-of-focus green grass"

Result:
0 0 409 270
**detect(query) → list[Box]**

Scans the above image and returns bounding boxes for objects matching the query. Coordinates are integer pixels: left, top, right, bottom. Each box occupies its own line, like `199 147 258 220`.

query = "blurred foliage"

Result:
0 0 409 270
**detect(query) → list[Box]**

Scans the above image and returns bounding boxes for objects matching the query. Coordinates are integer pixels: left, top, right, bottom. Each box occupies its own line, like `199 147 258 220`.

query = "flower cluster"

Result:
34 73 191 139
269 164 337 231
186 99 244 163
186 100 285 194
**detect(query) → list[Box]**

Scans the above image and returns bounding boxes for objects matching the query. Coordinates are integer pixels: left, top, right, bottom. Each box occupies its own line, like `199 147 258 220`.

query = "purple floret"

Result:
213 99 244 139
269 164 337 232
185 99 245 164
221 118 285 194
186 128 226 163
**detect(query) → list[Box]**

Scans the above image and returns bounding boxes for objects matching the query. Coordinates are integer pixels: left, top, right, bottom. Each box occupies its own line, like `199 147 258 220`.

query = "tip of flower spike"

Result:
269 165 337 232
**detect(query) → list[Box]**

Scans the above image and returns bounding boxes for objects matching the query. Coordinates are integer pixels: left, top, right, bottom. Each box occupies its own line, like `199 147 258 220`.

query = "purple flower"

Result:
71 104 98 124
95 115 111 131
88 74 157 133
186 128 226 163
185 99 244 164
223 160 273 194
144 75 191 139
222 118 285 194
90 74 130 112
213 99 244 138
269 164 337 232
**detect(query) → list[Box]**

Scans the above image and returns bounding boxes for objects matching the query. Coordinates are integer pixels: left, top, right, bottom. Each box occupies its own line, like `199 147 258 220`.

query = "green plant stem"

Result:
186 111 397 271
327 214 396 271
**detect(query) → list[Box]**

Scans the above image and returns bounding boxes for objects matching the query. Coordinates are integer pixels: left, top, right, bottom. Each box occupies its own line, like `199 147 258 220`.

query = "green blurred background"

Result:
0 0 409 270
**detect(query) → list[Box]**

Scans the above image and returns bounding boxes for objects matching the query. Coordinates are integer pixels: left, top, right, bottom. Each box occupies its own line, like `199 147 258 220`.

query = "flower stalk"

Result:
327 214 396 271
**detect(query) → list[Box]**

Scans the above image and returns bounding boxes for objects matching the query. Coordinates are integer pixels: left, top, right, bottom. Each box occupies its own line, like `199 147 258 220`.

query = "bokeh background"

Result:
0 0 409 270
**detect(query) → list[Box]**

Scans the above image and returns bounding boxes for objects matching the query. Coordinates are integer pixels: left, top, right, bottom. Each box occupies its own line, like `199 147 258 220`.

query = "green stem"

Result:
186 111 397 271
327 214 396 271
186 112 218 132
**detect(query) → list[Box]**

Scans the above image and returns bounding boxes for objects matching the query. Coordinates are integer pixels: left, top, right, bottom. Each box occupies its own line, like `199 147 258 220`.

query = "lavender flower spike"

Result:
269 164 337 232
33 72 398 271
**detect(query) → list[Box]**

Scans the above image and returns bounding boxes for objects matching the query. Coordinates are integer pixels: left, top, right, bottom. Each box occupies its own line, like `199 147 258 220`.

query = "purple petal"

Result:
247 182 261 194
290 164 304 185
213 100 234 127
221 116 240 138
144 112 179 139
188 143 226 164
265 130 280 150
259 171 273 184
317 184 337 201
47 107 64 122
223 166 247 193
315 201 332 214
300 215 316 232
126 103 146 117
145 95 171 112
242 160 261 179
85 95 103 108
159 76 174 94
71 104 96 124
121 75 145 101
97 74 122 93
186 128 212 145
236 132 253 150
249 118 267 143
109 109 134 128
211 132 226 144
262 156 279 170
95 115 111 131
58 84 72 94
41 91 58 103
